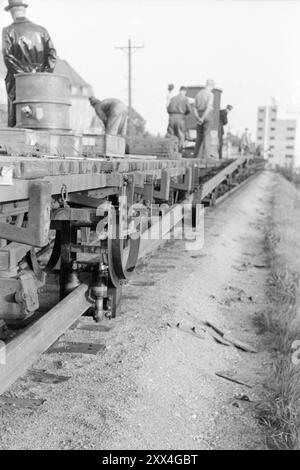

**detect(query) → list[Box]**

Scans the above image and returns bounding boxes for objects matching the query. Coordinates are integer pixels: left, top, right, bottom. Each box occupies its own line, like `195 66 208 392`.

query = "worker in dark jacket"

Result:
2 0 57 127
166 86 192 150
89 97 128 137
218 105 233 159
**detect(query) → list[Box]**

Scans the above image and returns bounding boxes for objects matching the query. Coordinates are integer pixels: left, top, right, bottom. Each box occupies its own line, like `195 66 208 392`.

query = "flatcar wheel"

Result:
107 211 140 288
26 230 61 275
44 230 61 273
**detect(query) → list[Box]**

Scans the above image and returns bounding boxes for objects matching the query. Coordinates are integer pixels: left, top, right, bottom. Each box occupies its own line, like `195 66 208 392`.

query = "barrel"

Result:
15 73 71 131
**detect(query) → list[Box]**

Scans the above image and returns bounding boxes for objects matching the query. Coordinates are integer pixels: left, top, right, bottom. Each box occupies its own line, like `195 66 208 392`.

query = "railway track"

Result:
0 157 263 396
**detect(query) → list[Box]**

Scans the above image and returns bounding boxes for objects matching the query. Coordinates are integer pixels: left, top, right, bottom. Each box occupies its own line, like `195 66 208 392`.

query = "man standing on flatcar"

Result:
218 104 233 159
240 128 251 155
2 0 57 127
193 79 215 159
166 86 192 151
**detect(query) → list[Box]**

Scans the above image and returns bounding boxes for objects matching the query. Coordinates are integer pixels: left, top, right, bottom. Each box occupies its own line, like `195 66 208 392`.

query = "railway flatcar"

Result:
0 72 261 394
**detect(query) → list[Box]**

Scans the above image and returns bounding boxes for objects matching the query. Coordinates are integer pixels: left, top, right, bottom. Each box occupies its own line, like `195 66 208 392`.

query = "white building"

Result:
256 104 299 168
54 59 99 133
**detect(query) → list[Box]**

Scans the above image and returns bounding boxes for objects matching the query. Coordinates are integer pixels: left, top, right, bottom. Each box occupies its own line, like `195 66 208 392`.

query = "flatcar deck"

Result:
0 156 230 200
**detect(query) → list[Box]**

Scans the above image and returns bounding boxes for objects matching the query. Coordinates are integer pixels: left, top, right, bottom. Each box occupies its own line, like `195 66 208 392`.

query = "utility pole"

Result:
115 38 144 138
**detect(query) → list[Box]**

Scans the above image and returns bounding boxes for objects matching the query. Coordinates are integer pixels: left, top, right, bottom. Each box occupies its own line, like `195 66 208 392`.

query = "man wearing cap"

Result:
166 86 192 151
2 0 57 127
218 105 233 159
193 79 215 159
89 97 128 137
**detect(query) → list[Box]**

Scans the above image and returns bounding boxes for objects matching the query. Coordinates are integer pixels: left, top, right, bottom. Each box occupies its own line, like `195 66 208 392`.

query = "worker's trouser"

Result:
194 118 212 159
5 75 16 127
106 104 128 137
218 129 224 159
166 113 186 150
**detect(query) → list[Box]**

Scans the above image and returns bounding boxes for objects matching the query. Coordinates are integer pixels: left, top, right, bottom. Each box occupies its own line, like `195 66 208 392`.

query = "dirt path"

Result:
0 171 274 450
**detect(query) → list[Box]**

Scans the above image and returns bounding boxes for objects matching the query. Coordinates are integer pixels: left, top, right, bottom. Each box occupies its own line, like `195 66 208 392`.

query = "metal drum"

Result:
15 73 71 131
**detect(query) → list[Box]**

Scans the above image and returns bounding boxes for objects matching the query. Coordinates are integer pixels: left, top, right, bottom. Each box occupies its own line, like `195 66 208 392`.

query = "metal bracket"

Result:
135 175 154 203
51 206 95 223
0 242 30 273
153 170 171 200
171 167 193 192
0 181 52 248
15 270 39 315
134 170 171 202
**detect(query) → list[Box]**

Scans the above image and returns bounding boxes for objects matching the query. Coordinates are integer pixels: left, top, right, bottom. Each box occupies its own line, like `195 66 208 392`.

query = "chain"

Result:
60 184 69 207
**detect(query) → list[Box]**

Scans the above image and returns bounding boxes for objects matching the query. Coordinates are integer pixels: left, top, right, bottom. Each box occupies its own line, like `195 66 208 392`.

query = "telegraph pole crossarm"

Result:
115 38 145 138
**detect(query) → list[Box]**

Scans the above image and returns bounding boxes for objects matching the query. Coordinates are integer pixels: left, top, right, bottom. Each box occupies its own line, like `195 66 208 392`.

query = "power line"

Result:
115 38 144 137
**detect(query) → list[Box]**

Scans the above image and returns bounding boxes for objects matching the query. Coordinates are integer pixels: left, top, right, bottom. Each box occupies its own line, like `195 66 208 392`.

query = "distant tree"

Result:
128 107 147 138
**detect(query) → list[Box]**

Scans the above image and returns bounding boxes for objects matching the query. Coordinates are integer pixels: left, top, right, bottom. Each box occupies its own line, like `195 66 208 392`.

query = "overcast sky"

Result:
1 0 300 136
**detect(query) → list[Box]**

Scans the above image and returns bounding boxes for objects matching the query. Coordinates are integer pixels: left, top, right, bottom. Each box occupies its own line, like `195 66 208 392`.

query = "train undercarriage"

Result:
0 152 259 328
0 148 263 394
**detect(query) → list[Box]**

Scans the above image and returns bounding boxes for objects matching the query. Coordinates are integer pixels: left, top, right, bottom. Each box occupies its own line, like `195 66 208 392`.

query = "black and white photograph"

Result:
0 0 299 454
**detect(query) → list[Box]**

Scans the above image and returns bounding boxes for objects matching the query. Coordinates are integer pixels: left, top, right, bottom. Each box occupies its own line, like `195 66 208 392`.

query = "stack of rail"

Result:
127 136 181 159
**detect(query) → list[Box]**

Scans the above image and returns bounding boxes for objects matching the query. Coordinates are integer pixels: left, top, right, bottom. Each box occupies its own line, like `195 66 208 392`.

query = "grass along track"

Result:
254 173 300 450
